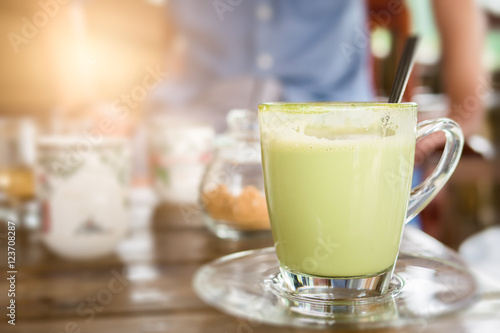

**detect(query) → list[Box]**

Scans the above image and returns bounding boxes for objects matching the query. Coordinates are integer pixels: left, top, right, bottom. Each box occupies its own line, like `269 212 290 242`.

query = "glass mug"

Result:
259 102 463 300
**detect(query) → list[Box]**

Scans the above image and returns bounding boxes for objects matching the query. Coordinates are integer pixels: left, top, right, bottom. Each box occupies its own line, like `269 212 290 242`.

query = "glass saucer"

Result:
193 227 479 329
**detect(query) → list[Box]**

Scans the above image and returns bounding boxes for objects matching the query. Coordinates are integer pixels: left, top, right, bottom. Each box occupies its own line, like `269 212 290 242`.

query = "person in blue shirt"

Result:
152 0 485 144
151 1 373 131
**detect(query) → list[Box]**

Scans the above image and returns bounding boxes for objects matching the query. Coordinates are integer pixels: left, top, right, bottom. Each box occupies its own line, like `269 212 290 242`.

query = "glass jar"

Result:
200 109 270 239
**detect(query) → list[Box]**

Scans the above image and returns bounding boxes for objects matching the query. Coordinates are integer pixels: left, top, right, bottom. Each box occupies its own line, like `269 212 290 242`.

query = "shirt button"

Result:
257 53 274 70
256 4 273 22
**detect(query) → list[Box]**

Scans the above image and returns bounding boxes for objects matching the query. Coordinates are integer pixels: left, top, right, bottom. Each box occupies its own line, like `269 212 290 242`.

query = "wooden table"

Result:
1 196 499 333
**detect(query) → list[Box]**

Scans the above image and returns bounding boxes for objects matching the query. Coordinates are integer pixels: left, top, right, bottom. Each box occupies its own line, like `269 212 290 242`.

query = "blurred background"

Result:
0 0 499 331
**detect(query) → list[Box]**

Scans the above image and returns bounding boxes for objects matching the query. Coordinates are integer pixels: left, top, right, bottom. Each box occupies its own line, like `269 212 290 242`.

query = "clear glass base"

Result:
269 267 403 318
278 265 396 300
193 227 479 329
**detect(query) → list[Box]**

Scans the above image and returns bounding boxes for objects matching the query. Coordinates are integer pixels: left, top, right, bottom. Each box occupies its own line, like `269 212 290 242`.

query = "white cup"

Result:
37 136 131 260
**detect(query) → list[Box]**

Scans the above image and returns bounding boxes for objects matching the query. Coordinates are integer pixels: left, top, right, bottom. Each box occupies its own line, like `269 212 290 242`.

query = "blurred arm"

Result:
415 0 487 164
432 0 487 136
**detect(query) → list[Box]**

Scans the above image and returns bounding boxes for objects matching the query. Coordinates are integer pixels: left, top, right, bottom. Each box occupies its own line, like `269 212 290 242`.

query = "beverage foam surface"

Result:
265 128 411 152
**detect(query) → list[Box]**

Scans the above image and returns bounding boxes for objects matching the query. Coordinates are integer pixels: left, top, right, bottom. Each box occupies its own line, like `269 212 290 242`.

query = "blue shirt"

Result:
166 0 374 103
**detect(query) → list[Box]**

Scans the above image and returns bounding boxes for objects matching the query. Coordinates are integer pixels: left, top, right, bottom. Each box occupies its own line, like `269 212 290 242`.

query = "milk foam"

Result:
266 128 410 152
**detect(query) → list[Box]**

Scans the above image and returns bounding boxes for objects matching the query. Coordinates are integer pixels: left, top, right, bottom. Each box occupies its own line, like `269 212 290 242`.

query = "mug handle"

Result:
406 118 464 223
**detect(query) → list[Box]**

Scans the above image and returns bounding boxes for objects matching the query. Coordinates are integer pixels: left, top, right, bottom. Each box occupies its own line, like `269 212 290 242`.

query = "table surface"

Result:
1 197 500 333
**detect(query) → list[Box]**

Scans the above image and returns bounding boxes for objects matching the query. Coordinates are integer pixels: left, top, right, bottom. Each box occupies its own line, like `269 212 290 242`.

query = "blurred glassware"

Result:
0 118 37 227
459 226 500 292
148 118 214 204
200 109 270 239
36 118 131 260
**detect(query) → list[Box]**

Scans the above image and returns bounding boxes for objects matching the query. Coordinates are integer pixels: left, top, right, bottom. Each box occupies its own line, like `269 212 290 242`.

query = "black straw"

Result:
388 36 420 103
